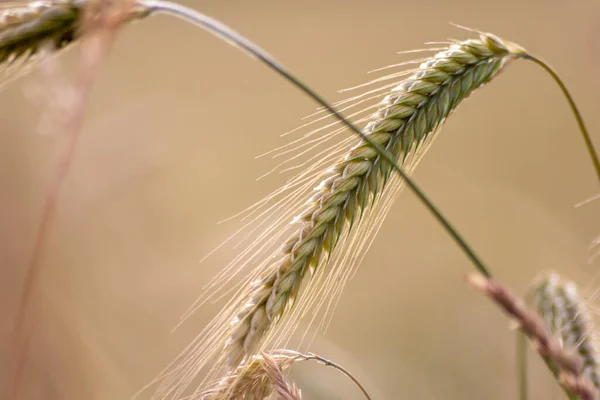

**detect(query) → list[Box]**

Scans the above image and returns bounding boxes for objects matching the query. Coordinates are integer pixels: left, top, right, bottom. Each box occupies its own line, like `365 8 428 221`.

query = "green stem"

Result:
517 331 528 400
522 54 600 185
143 0 492 278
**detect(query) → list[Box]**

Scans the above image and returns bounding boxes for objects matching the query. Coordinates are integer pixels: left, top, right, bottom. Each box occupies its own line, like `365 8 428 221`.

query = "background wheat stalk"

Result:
4 1 146 399
469 273 598 400
528 273 600 394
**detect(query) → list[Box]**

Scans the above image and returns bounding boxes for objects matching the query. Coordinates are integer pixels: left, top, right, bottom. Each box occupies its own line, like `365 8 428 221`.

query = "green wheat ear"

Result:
528 272 600 392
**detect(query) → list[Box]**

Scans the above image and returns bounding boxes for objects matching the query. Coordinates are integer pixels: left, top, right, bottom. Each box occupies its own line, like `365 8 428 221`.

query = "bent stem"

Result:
521 54 600 184
305 352 372 400
142 0 492 279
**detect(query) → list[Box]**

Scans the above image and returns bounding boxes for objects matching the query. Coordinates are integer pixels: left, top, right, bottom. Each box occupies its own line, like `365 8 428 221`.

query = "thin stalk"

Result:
517 331 528 400
305 352 372 400
521 54 600 184
142 0 492 278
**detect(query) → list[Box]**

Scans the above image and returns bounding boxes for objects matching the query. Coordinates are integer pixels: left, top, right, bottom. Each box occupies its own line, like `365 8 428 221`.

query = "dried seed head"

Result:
201 351 304 400
528 272 600 390
260 353 302 400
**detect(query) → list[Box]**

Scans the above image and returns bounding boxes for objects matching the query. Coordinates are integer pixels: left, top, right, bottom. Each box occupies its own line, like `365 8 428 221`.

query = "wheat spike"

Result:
0 0 80 65
528 272 600 391
224 32 525 367
147 32 527 400
148 34 523 397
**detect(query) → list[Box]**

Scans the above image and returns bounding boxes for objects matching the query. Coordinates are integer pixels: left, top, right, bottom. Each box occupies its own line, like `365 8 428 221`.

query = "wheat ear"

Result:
143 31 526 400
224 33 524 367
0 0 149 80
528 273 600 392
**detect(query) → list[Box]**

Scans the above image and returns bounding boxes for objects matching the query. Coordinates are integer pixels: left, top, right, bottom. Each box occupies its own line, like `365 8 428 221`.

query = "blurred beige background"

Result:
1 0 600 399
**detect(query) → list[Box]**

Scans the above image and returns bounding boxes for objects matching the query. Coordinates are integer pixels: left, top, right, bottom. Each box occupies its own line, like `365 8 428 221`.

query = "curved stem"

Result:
306 353 372 400
142 0 492 278
522 54 600 185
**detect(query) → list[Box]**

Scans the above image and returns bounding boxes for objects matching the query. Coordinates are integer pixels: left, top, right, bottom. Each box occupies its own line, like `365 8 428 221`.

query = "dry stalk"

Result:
7 1 138 399
467 273 598 400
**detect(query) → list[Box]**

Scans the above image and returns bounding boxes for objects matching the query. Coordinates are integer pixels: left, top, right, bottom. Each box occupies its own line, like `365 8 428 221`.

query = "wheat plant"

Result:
2 1 600 400
145 31 532 400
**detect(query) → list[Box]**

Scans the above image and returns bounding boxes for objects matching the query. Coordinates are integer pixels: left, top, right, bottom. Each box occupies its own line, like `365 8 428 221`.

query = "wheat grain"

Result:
528 273 600 392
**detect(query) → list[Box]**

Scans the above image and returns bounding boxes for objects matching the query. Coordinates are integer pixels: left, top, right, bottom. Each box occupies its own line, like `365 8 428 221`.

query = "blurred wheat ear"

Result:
0 0 150 84
468 274 598 400
528 273 600 393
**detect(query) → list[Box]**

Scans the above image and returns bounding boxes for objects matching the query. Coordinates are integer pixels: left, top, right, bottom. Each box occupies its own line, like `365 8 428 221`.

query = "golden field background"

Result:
1 0 600 399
